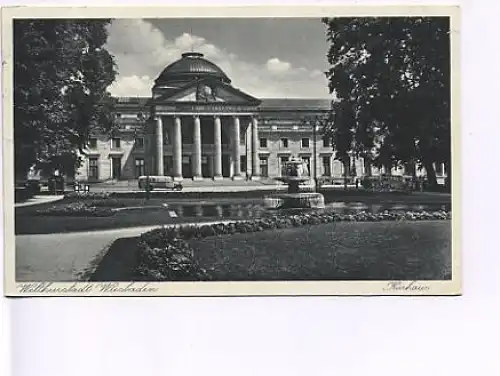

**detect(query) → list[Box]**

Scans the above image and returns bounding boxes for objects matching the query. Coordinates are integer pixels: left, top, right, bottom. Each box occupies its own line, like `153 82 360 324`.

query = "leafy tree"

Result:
14 19 117 180
322 17 451 188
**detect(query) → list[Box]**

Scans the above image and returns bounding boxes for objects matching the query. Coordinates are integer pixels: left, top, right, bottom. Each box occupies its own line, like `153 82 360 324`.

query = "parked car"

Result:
138 176 183 191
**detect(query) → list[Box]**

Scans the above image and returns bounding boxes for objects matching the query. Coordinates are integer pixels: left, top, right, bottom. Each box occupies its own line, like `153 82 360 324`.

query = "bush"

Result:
140 226 180 247
25 180 41 194
134 238 209 281
15 187 34 203
361 177 373 190
200 225 216 237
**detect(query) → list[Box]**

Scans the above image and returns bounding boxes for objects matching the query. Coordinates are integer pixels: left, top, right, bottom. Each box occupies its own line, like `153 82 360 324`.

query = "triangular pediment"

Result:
156 79 261 105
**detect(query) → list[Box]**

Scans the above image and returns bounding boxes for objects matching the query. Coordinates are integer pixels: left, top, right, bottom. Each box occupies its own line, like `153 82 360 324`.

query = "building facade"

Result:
76 52 446 183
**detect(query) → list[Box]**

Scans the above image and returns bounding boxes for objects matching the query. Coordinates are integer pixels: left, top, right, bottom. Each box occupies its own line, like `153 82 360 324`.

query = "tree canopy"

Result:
14 19 117 179
321 17 451 186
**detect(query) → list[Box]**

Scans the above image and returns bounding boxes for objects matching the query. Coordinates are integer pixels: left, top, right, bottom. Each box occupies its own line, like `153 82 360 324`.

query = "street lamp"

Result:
312 119 319 193
250 119 254 179
138 110 152 200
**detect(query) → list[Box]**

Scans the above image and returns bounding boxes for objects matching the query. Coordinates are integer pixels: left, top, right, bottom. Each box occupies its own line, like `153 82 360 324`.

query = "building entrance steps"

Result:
90 177 283 188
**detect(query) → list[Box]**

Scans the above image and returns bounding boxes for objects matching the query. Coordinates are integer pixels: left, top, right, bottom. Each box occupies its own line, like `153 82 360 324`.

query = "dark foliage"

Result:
321 17 451 188
14 19 117 179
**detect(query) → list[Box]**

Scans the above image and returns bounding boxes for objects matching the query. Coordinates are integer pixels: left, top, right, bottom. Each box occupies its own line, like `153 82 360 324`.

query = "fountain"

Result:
264 158 325 210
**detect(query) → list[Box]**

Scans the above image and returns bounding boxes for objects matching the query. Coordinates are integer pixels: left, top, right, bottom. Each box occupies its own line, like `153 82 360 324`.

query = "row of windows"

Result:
259 137 331 149
88 136 332 150
88 155 395 180
114 113 145 120
88 157 146 179
256 155 335 177
88 137 145 150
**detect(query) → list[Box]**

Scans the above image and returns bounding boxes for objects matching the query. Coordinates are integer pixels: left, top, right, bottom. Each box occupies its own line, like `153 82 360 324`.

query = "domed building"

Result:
77 52 381 183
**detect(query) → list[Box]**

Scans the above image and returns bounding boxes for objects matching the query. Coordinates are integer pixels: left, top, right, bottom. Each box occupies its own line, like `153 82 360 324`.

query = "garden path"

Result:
15 219 240 282
15 195 64 208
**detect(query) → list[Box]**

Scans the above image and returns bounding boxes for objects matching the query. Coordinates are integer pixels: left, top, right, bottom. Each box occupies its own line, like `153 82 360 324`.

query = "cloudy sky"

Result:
106 18 331 99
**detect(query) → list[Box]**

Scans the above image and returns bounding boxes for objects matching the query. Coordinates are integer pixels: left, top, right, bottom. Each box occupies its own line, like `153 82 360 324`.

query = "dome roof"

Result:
154 52 231 86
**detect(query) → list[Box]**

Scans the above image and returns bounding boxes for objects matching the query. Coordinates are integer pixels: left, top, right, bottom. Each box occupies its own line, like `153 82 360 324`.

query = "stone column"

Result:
213 115 223 180
192 115 203 180
173 116 183 180
232 116 242 180
245 122 252 178
251 116 260 179
155 116 164 176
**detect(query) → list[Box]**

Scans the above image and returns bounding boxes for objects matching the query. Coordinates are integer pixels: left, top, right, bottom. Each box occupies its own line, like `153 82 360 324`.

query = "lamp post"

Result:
312 120 318 193
250 118 254 180
139 110 151 200
145 160 151 200
250 122 253 179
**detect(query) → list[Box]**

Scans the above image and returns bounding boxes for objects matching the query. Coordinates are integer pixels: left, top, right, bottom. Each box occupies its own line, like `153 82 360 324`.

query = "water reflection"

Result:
168 202 451 219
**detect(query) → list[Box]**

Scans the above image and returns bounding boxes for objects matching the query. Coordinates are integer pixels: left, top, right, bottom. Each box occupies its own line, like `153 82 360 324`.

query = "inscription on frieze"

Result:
156 104 258 113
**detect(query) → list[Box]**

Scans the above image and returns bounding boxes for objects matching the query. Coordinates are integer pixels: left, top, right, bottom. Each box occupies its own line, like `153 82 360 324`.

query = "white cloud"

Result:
309 69 324 79
107 75 153 97
266 58 291 73
106 19 329 98
174 33 204 50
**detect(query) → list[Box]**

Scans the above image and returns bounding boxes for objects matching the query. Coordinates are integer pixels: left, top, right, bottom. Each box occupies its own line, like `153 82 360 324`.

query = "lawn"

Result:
191 220 452 281
89 220 451 281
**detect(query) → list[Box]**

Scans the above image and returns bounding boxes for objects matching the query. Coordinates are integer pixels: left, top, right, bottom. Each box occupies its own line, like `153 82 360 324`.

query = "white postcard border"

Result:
2 5 461 296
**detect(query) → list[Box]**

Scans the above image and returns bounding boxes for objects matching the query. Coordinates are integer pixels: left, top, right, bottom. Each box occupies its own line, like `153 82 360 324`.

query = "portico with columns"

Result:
145 51 263 181
150 111 261 181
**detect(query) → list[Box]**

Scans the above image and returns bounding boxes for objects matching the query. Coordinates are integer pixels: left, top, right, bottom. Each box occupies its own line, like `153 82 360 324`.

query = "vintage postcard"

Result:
2 5 461 296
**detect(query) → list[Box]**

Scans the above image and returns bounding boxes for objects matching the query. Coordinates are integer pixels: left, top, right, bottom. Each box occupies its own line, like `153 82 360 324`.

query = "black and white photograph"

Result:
2 6 460 296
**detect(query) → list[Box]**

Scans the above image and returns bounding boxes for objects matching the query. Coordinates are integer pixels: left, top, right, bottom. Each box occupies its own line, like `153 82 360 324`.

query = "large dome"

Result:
154 52 231 87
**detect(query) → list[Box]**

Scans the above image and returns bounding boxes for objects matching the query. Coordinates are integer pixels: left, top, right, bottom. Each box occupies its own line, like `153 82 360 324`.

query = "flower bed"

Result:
63 192 131 208
35 202 115 217
64 191 112 200
130 209 451 281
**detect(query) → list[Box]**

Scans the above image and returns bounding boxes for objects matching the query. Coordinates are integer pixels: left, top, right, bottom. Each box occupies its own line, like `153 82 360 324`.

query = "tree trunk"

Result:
343 158 349 190
423 159 438 189
405 161 416 178
385 163 392 176
444 160 451 192
364 158 372 177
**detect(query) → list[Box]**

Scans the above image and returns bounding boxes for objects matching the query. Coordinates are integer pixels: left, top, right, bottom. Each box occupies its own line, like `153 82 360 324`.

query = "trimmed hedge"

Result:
141 209 451 242
132 209 452 281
